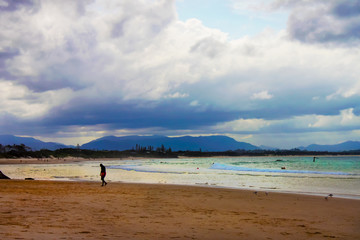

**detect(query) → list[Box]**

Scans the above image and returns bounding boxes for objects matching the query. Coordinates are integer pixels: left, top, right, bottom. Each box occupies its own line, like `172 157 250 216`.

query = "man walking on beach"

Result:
100 163 107 186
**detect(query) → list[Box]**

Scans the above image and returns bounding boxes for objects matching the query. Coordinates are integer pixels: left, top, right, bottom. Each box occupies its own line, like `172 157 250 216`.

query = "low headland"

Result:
1 144 359 165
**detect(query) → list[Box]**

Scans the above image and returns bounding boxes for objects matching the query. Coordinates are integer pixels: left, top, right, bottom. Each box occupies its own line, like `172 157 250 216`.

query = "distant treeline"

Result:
1 144 360 159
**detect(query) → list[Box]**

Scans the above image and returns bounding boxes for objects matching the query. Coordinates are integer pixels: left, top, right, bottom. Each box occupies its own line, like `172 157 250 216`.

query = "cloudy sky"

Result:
0 0 359 148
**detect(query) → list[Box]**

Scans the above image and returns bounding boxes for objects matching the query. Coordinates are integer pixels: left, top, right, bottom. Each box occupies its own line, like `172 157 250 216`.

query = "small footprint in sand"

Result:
306 231 322 235
323 235 336 238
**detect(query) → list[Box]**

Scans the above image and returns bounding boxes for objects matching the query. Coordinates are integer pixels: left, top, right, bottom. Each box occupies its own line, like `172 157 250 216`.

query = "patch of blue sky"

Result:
176 0 288 39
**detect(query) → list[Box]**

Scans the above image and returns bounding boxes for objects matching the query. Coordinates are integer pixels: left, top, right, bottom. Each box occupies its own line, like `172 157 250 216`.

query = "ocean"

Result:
2 156 360 199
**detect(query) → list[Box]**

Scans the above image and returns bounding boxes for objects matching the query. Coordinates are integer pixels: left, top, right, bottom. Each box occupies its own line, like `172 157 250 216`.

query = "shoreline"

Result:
1 156 359 200
3 176 360 201
108 181 360 201
1 179 359 239
1 154 359 165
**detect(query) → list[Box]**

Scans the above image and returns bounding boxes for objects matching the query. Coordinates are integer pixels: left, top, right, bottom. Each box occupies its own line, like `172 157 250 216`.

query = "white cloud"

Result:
0 80 73 118
251 90 273 100
327 81 360 100
190 100 199 106
2 0 359 106
214 118 270 132
164 92 189 99
0 0 8 7
213 108 360 136
309 108 360 128
0 0 360 147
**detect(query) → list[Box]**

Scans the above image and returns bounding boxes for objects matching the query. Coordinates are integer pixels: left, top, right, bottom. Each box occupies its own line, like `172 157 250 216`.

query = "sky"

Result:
0 0 360 149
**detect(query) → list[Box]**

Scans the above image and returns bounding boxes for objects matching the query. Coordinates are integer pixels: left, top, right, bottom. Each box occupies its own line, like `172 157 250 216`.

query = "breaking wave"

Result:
108 165 183 174
210 163 355 176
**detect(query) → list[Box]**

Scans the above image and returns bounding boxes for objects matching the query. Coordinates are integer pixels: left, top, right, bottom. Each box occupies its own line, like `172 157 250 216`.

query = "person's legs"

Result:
101 176 107 186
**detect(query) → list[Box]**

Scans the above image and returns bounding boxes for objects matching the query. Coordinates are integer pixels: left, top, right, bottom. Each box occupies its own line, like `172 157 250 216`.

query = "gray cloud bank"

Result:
273 0 360 45
0 0 359 147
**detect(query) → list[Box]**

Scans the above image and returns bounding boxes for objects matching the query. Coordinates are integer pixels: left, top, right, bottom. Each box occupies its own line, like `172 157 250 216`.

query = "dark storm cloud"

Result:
180 68 359 121
0 48 19 78
248 91 360 121
3 58 93 92
0 48 19 60
282 0 360 44
333 0 360 18
20 59 92 92
0 112 40 136
0 0 38 12
38 98 240 131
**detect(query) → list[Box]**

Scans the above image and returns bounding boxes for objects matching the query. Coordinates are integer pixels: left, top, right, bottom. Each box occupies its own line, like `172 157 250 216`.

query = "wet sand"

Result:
1 180 359 239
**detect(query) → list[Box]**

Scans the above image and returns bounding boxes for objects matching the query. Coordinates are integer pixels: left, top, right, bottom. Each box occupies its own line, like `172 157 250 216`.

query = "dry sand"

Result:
1 180 359 239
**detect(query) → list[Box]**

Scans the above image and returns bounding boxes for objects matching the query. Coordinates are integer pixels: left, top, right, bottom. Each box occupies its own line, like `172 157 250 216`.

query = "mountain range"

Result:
81 135 259 152
298 141 360 152
0 135 71 151
1 134 360 152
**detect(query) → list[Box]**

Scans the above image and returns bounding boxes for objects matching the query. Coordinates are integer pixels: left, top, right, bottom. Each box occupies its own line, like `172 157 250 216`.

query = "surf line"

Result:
108 165 184 174
210 163 354 176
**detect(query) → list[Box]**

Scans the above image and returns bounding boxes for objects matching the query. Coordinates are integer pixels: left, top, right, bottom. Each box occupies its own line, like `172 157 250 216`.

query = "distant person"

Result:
100 163 107 186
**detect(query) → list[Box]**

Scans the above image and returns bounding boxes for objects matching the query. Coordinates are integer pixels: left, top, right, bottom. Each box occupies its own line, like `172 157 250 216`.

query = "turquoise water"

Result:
2 156 360 199
211 156 359 175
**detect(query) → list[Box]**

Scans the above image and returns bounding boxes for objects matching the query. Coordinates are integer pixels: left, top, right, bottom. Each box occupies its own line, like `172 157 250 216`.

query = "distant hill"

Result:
81 135 260 152
0 135 71 151
259 145 279 151
2 134 358 153
299 141 360 152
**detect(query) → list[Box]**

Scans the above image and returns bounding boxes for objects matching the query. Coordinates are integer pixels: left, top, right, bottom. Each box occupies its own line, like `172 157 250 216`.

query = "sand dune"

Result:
1 180 359 239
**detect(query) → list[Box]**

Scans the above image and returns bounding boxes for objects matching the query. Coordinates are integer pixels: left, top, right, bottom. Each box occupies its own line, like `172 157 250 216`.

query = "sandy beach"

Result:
1 180 359 239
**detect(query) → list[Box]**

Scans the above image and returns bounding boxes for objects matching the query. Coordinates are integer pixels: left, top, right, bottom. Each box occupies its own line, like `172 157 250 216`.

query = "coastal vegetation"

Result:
1 144 359 159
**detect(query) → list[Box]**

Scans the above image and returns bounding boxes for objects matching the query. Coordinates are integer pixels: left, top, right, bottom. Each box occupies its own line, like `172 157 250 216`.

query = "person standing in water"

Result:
100 163 107 186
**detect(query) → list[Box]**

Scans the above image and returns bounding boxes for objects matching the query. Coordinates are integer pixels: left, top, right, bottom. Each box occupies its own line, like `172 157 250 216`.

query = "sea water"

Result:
2 156 360 199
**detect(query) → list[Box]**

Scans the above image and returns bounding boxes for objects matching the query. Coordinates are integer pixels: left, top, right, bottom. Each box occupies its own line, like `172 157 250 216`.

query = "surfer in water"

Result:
100 163 107 186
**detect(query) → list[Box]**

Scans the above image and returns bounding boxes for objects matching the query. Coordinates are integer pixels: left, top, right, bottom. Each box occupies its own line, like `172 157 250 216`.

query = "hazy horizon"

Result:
2 133 359 151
